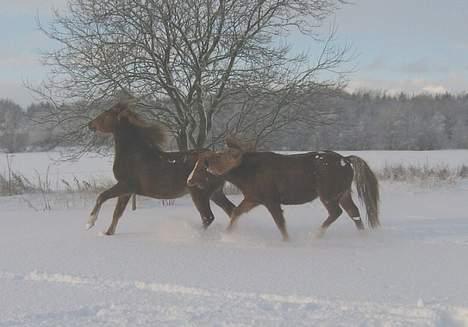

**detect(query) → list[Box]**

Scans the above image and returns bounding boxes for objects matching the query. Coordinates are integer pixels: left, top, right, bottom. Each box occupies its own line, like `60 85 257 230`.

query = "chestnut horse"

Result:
86 102 235 235
187 138 380 241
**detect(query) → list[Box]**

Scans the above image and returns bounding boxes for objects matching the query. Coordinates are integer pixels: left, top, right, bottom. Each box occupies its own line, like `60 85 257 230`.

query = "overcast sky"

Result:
1 0 467 107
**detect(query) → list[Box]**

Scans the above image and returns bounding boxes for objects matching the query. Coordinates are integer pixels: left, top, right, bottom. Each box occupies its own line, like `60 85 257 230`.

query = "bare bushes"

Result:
0 170 112 196
0 157 114 210
379 164 468 184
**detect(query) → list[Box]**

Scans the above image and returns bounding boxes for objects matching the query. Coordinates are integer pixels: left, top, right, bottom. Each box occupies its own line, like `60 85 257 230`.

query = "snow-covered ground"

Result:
2 149 468 190
1 150 468 326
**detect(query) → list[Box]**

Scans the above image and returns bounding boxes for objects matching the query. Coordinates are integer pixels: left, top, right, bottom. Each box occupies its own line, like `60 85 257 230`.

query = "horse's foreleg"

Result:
86 183 129 230
264 202 289 241
226 199 258 233
104 194 132 235
210 188 235 217
87 203 102 230
189 188 216 229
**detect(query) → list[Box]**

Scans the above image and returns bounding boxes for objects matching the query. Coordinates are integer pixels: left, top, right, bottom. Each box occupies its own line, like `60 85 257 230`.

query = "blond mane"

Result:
116 102 167 148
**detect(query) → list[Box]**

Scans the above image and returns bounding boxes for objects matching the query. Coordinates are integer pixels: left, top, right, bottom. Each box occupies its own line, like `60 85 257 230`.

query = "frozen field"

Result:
2 149 468 189
0 150 468 326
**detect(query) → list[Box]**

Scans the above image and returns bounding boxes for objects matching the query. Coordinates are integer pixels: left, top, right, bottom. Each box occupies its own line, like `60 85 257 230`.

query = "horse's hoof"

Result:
315 228 326 239
202 219 214 230
202 216 214 229
85 222 95 230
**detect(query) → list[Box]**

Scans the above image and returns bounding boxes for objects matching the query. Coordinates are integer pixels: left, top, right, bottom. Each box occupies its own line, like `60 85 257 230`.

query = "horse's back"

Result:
238 151 353 204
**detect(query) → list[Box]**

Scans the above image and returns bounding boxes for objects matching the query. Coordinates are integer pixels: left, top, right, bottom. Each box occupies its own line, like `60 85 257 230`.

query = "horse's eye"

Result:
203 159 209 168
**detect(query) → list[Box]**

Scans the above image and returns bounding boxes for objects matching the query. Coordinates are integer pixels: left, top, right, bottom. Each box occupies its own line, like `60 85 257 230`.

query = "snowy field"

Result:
1 150 468 326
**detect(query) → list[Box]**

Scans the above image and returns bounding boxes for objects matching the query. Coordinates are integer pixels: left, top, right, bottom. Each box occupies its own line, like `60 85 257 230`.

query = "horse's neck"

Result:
224 159 255 190
224 168 247 190
113 123 162 162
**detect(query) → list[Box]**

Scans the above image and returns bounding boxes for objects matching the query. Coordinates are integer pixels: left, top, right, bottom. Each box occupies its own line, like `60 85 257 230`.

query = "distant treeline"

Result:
0 99 59 153
270 91 468 151
1 90 467 152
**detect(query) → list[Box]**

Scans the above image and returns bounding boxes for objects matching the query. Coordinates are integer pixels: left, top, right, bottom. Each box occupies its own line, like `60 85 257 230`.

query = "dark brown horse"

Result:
86 102 235 235
187 138 380 241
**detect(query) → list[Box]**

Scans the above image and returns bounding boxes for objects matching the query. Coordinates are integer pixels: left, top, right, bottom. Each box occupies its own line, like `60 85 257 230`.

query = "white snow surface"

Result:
0 150 468 326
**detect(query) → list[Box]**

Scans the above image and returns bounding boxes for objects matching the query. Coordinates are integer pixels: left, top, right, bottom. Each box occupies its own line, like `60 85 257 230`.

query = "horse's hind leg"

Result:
265 203 289 241
339 190 364 230
189 188 216 228
104 194 131 235
317 197 343 238
226 199 258 232
210 188 235 217
86 183 128 230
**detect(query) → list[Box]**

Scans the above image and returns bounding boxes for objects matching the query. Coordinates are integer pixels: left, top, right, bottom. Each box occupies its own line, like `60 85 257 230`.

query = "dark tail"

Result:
347 155 380 228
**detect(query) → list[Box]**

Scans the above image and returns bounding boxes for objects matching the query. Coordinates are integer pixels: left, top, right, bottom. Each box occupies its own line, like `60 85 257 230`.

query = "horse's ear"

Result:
127 97 138 108
225 135 239 149
225 135 255 152
226 147 243 161
116 107 129 120
112 102 129 121
115 101 135 121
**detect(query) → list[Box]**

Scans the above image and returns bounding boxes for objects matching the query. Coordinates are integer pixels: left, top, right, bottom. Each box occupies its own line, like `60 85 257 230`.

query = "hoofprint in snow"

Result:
0 151 468 326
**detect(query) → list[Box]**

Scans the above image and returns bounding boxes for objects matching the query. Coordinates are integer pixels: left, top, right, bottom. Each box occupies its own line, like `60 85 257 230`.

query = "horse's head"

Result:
89 102 147 132
88 102 126 134
187 138 247 188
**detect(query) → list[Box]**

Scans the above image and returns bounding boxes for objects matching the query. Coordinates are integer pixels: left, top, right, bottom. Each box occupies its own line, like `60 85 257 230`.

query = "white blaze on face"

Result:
187 160 201 185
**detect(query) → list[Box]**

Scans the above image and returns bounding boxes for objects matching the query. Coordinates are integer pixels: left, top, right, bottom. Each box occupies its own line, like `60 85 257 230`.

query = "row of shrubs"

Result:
378 164 468 183
1 164 468 197
0 172 112 196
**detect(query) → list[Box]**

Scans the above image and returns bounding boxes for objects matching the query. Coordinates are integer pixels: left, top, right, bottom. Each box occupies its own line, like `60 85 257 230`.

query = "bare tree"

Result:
34 0 349 150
